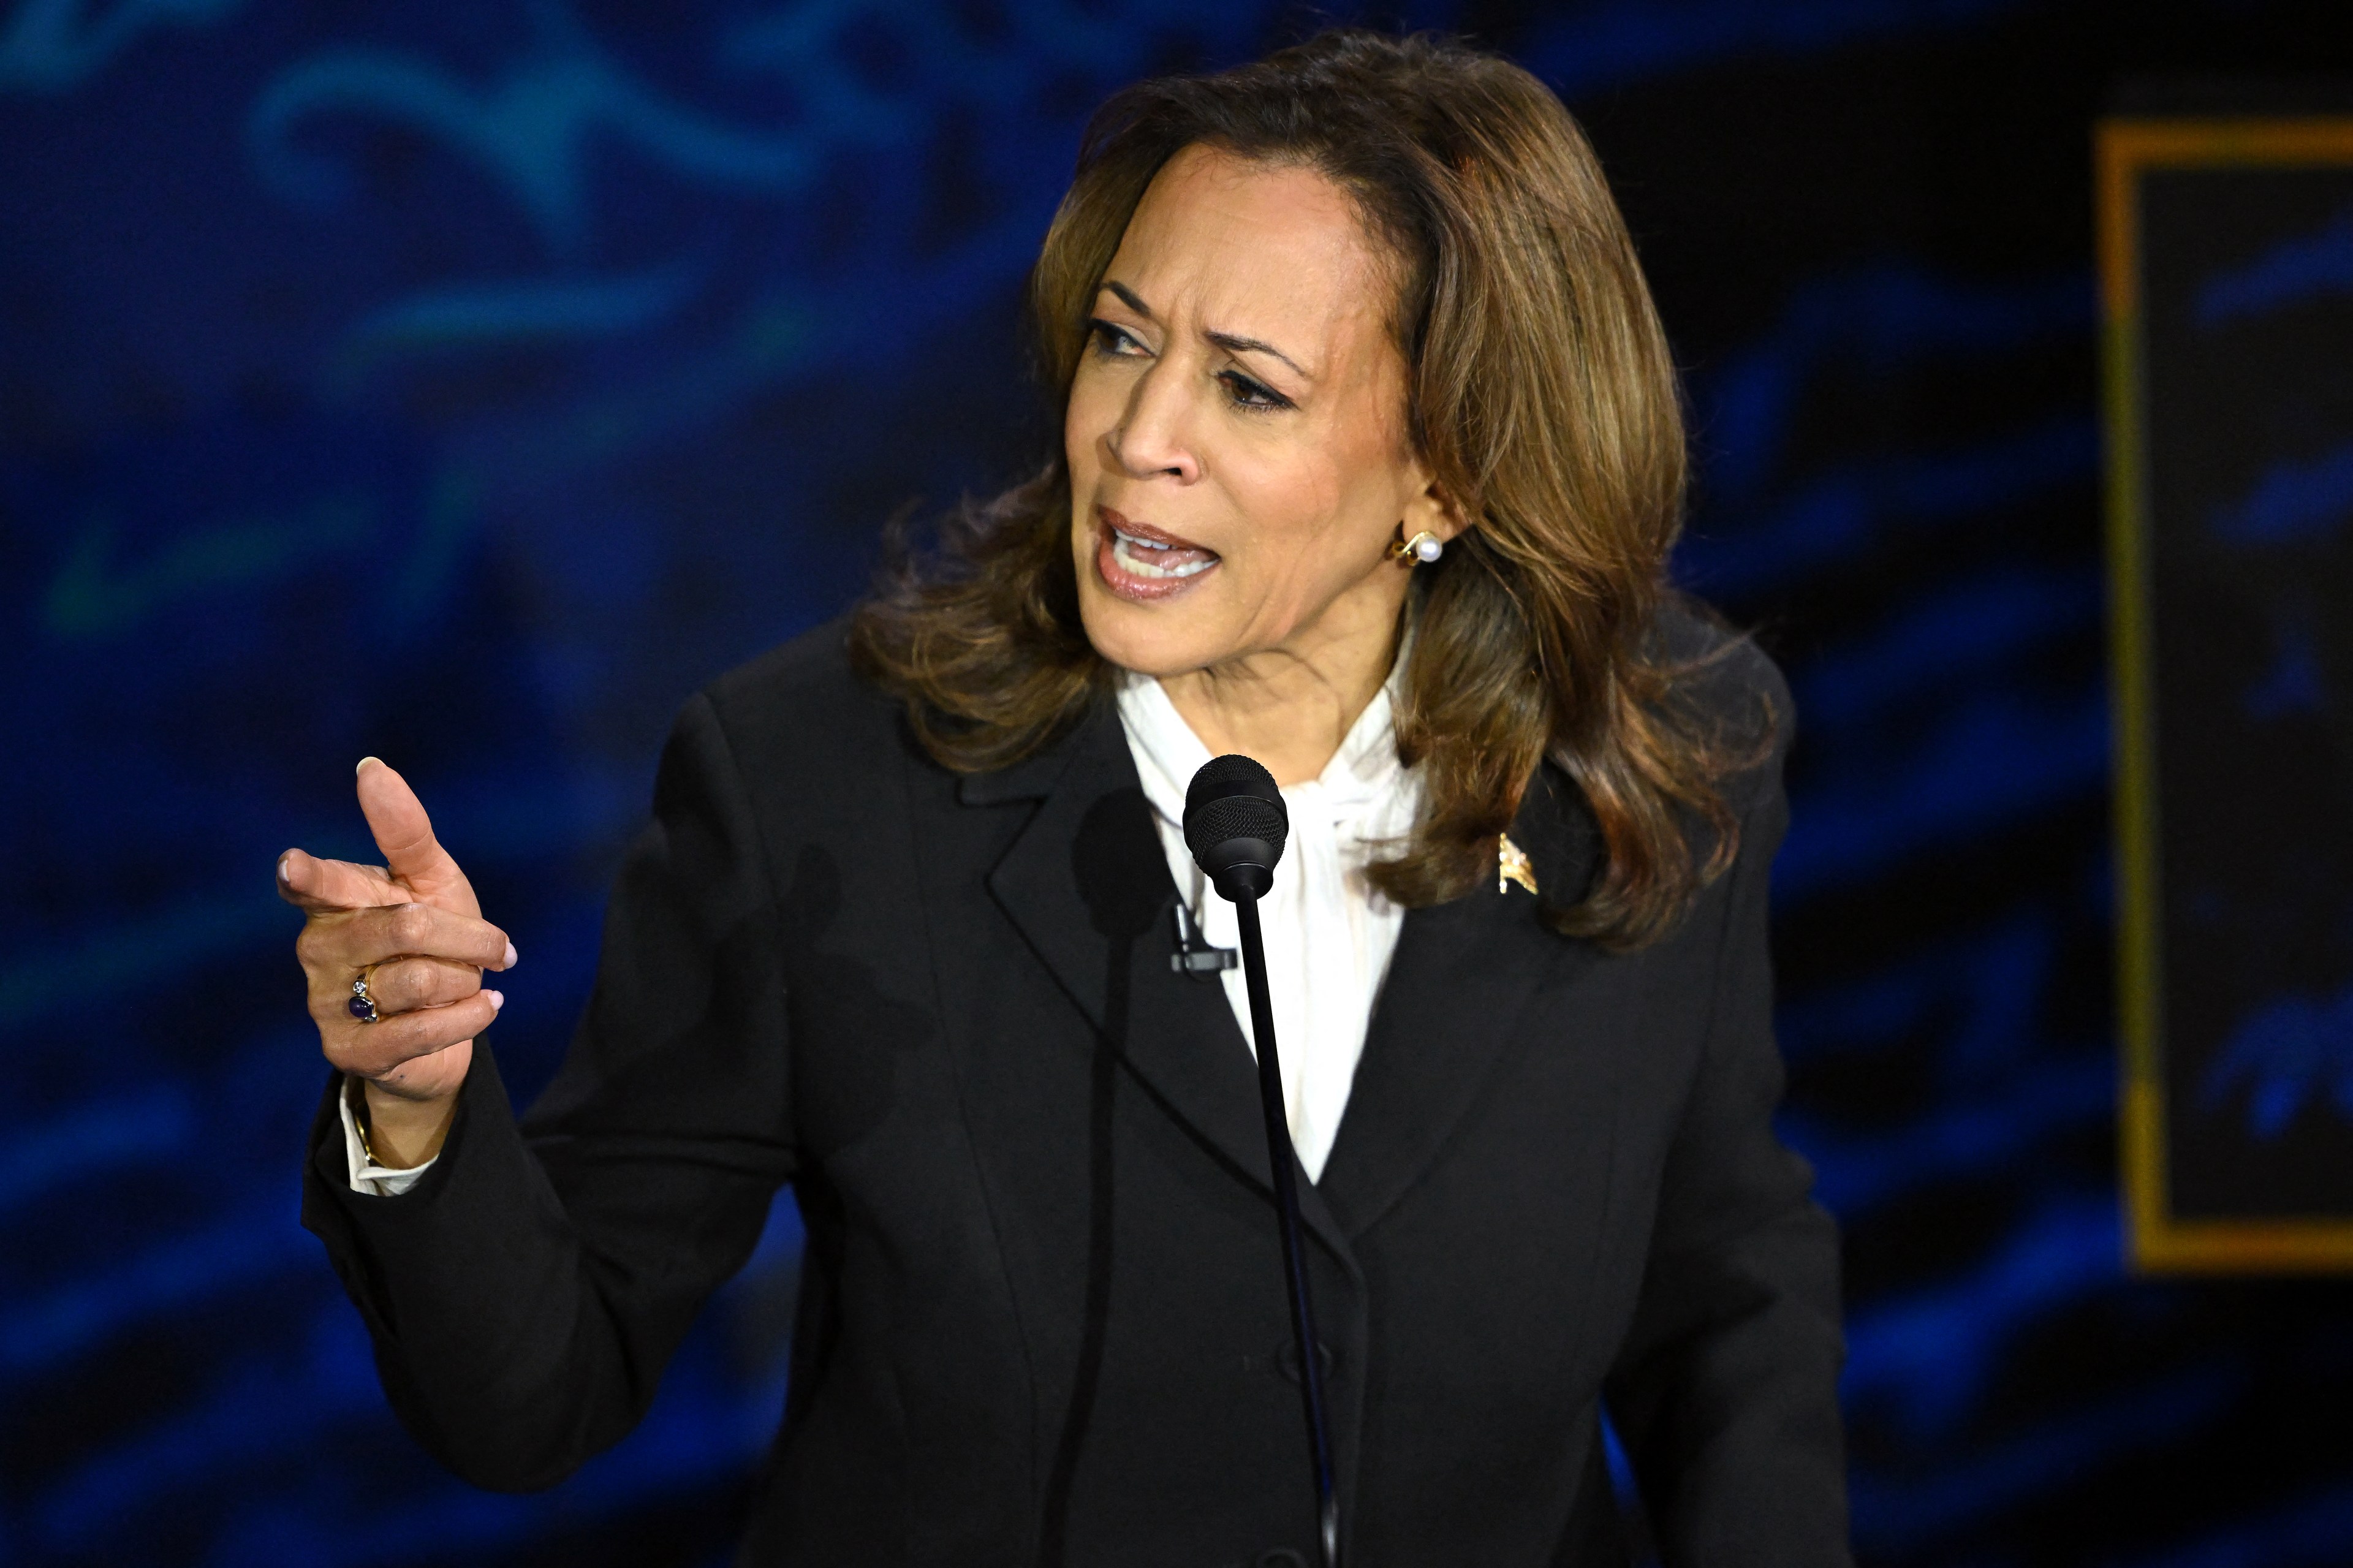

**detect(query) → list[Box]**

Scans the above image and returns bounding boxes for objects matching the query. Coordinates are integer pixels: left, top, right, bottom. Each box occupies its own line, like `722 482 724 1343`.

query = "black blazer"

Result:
303 618 1849 1567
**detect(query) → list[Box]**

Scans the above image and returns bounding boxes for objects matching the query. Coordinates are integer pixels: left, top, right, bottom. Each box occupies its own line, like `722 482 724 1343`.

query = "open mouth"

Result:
1094 506 1220 599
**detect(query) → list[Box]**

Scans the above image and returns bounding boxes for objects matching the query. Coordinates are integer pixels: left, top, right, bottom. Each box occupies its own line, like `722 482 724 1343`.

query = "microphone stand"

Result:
1231 895 1342 1568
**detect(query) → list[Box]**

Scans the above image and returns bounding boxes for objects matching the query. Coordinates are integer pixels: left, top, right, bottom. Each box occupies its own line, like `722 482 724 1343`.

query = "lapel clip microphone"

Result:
1169 901 1239 975
1184 755 1341 1568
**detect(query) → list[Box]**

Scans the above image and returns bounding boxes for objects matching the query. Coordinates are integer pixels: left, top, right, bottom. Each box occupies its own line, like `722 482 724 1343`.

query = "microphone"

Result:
1184 755 1341 1568
1184 754 1289 901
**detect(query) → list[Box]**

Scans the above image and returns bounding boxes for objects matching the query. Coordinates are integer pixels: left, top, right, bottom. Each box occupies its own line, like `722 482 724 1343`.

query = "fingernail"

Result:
356 756 381 776
487 989 505 1009
278 855 294 881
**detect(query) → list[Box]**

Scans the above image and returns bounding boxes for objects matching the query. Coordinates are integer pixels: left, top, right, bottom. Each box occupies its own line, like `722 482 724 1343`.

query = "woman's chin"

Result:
1077 581 1230 677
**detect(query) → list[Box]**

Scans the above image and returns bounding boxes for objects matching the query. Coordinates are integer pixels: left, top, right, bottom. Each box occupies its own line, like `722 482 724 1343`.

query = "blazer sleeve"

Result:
300 690 797 1491
1603 665 1852 1566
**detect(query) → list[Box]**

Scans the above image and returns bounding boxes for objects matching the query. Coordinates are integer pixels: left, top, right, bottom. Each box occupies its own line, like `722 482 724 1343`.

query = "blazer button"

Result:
1275 1337 1338 1386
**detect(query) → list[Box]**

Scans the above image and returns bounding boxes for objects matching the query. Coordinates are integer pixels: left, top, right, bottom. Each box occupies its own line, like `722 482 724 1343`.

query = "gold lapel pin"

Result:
1498 833 1539 896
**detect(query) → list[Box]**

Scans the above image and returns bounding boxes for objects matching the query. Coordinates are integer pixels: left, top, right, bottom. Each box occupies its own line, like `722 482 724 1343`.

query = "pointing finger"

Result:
279 847 409 912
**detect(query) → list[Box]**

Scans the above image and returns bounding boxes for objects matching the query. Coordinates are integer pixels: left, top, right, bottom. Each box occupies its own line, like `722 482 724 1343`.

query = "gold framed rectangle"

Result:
2100 116 2353 1272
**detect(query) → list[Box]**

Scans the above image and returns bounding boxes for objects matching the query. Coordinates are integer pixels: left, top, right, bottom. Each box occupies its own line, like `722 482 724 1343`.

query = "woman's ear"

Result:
1402 471 1469 543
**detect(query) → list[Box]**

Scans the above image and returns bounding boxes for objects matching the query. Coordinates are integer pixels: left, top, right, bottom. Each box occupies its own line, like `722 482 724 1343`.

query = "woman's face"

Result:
1066 143 1454 680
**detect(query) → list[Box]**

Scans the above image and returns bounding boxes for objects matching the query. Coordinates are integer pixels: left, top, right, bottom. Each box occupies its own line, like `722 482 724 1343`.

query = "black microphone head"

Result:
1183 754 1288 902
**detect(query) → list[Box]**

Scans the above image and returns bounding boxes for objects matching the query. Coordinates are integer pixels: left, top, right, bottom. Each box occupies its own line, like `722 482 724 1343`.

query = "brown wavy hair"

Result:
849 28 1768 949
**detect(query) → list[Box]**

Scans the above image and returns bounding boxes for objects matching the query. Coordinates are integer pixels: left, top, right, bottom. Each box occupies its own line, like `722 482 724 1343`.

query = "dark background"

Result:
2140 159 2353 1220
5 2 2352 1563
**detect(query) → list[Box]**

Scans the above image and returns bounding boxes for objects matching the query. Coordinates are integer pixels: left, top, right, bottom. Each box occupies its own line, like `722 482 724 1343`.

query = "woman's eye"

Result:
1219 370 1291 411
1088 319 1146 357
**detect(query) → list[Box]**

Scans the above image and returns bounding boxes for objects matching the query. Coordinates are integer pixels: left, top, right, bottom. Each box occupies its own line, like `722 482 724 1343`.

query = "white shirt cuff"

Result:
339 1074 438 1197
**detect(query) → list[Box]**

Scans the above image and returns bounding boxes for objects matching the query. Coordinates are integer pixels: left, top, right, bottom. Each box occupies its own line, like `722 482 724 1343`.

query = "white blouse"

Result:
343 667 1420 1194
1114 666 1419 1181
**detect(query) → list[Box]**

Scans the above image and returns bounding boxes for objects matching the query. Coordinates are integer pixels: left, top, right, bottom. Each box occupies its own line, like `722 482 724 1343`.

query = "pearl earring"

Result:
1390 529 1444 566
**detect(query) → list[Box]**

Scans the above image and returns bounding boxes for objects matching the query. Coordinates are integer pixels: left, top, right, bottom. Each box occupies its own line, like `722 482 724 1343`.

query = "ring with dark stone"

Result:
349 973 379 1025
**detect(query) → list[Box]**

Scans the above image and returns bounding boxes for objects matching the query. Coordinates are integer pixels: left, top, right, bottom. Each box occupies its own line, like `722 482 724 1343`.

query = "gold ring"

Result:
348 964 382 1025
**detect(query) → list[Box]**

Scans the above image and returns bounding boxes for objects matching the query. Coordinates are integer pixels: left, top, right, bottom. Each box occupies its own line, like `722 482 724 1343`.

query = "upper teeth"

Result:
1112 527 1213 579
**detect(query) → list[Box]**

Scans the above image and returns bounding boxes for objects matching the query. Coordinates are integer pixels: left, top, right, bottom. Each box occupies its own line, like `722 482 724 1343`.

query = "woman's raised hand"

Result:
279 758 514 1166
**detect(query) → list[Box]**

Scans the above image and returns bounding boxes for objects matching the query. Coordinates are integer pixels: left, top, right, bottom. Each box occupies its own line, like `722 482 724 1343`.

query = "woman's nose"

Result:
1105 366 1200 482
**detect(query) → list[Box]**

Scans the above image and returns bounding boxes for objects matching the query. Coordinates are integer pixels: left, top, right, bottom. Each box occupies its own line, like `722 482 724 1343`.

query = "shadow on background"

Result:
4 2 2352 1564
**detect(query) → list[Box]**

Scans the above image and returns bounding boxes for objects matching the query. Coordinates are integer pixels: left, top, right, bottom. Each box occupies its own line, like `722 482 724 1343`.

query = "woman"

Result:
280 30 1848 1567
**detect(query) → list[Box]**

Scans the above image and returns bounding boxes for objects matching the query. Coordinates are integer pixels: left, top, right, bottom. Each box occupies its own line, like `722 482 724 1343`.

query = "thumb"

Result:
355 757 479 915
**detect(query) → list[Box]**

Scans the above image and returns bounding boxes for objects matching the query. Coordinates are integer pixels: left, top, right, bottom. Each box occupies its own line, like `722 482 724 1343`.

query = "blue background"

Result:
6 2 2352 1564
2135 161 2353 1214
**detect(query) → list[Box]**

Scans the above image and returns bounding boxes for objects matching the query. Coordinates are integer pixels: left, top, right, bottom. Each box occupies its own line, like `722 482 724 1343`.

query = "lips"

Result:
1093 506 1220 601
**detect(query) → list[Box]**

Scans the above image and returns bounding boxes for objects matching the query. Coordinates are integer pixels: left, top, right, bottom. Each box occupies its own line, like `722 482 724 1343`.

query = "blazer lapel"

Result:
1317 766 1605 1238
974 700 1352 1260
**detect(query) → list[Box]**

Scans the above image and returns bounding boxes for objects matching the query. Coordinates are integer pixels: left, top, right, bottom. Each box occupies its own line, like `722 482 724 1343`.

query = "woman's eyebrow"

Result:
1205 330 1309 381
1100 279 1311 380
